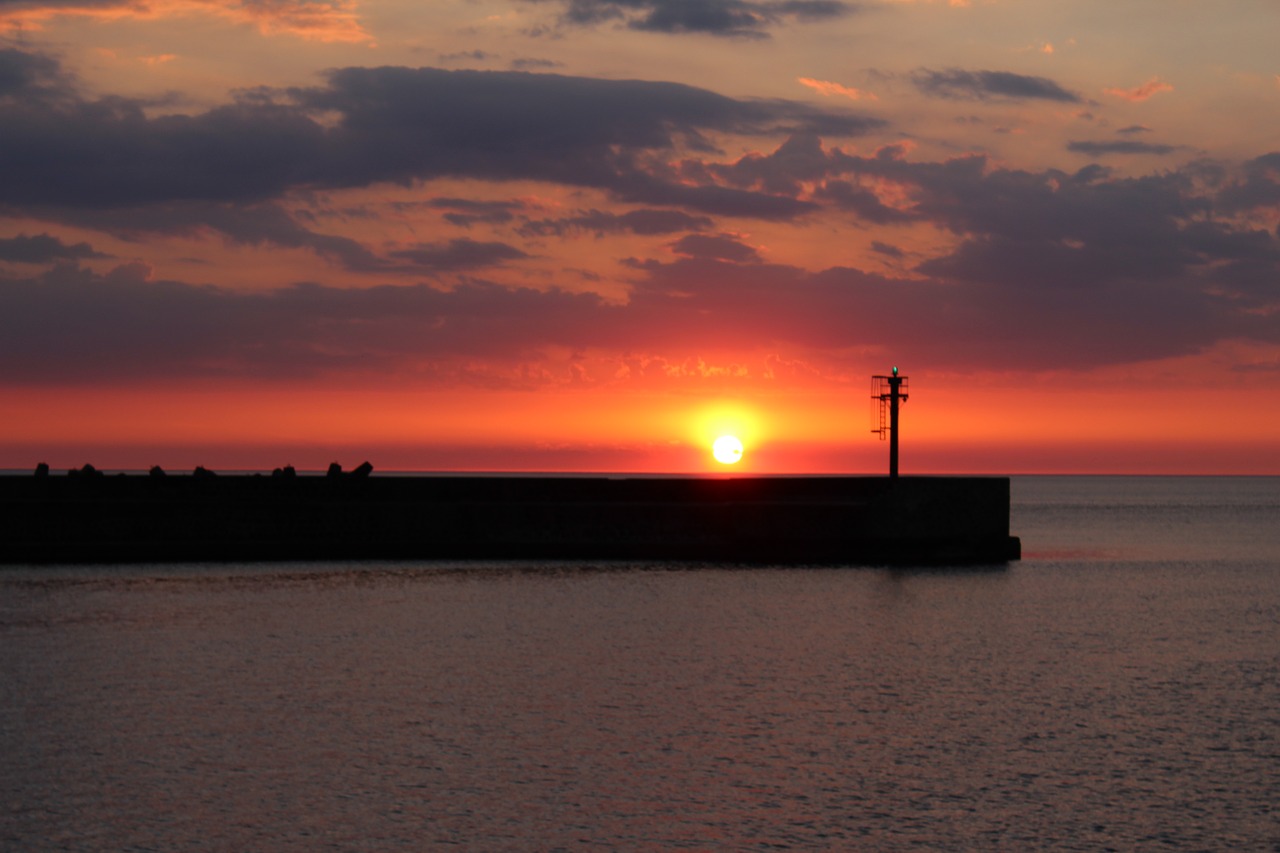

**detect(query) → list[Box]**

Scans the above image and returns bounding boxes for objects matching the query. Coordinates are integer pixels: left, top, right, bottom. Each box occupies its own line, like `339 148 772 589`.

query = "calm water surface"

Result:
3 476 1278 850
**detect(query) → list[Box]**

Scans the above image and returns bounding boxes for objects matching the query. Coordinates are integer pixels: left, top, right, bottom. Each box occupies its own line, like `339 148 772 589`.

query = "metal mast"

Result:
871 367 909 478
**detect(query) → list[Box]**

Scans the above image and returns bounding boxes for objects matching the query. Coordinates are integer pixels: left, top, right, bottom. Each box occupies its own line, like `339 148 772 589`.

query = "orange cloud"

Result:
797 77 878 102
1104 77 1174 102
0 0 371 43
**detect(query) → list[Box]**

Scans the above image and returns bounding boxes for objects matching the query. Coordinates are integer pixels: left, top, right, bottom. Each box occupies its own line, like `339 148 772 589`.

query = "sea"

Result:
2 476 1278 851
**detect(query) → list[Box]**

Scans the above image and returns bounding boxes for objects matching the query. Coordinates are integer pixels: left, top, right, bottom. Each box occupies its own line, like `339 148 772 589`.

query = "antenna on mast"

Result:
870 367 909 478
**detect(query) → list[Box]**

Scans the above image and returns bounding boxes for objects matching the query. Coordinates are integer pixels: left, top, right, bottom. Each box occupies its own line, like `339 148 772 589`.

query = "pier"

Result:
0 471 1020 565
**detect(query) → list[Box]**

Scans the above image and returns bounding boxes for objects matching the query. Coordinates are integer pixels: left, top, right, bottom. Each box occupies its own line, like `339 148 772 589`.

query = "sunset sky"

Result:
2 0 1278 473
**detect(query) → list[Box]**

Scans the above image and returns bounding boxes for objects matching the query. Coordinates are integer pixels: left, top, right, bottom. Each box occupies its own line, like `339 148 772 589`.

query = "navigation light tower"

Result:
871 367 909 478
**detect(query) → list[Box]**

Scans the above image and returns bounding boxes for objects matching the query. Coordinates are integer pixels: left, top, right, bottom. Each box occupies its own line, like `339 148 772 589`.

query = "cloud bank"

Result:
1 47 1278 390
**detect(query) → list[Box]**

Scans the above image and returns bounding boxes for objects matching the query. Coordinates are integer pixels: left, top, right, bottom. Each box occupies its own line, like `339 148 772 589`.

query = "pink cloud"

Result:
1104 77 1174 102
798 77 878 102
0 0 371 43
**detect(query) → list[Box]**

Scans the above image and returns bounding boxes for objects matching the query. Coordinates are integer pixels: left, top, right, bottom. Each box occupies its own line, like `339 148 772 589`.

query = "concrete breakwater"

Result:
0 472 1020 565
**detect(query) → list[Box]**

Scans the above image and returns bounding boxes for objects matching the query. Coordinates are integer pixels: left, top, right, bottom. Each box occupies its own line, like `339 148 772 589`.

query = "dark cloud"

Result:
0 233 108 263
0 50 881 222
1116 125 1153 135
797 145 1280 316
608 172 818 219
623 254 1270 370
711 132 833 194
814 179 914 223
387 239 530 271
510 58 563 70
528 0 852 38
1216 152 1280 213
669 233 761 263
752 104 882 138
911 68 1082 103
1 47 1276 384
0 262 614 382
438 50 495 63
1067 140 1178 156
826 150 1201 254
48 202 382 271
2 217 1276 385
705 135 914 223
0 45 72 104
427 198 528 228
2 92 327 207
519 208 714 237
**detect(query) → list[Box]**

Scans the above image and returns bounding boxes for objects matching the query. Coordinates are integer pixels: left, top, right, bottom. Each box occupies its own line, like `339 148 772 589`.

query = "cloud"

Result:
0 262 617 382
1104 77 1174 103
3 169 1277 386
519 208 714 237
669 233 762 263
1 49 1277 386
1217 152 1280 213
510 57 563 71
47 202 383 270
387 239 530 271
0 233 108 263
1116 125 1153 135
621 245 1274 371
427 198 529 228
1 91 329 208
0 0 371 42
0 45 72 103
813 179 915 223
911 68 1082 102
1067 140 1178 156
0 51 882 222
526 0 853 38
438 50 495 64
709 131 836 195
802 144 1280 310
606 172 819 219
798 76 877 101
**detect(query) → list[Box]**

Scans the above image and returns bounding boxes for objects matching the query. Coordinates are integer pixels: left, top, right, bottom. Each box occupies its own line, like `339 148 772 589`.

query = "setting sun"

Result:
712 435 744 465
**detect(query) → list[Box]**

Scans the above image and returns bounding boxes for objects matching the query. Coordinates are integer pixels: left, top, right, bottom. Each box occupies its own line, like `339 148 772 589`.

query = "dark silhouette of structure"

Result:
872 368 909 478
0 463 1019 565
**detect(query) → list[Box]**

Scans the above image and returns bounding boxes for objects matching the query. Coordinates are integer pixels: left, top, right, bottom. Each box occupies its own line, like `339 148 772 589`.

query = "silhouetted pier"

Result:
0 468 1019 565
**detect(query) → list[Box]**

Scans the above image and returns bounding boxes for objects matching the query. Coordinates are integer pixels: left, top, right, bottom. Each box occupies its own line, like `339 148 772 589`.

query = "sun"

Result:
712 435 744 465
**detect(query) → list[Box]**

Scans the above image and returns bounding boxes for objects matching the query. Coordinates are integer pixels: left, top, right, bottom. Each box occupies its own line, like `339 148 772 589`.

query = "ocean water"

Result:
2 476 1278 850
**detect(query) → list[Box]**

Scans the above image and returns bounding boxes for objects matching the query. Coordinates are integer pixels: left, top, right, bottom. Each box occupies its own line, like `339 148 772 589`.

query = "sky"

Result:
1 0 1278 474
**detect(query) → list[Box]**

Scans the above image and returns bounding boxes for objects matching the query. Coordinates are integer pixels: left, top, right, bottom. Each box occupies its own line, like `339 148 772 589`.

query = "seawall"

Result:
0 474 1020 565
